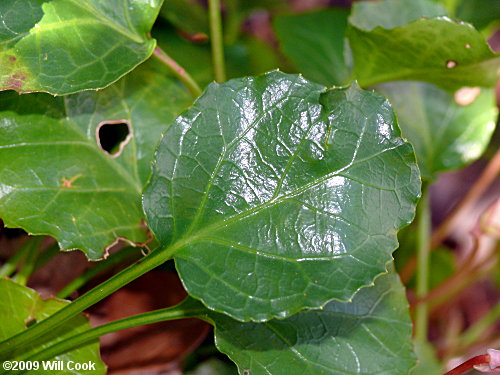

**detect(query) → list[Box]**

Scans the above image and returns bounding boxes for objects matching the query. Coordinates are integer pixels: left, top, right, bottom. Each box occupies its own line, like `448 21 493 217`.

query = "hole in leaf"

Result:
26 318 37 328
446 60 457 68
97 121 132 158
454 87 481 106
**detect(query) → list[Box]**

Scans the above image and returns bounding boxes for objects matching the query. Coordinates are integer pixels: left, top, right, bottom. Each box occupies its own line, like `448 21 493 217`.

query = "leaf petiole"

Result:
153 47 202 97
14 298 208 366
0 245 177 359
11 236 43 286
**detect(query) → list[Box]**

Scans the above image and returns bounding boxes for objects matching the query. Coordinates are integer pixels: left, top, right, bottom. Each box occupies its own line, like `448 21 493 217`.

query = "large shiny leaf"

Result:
274 8 351 86
0 0 162 95
348 1 500 91
0 60 192 260
143 71 420 321
209 267 416 375
0 278 105 374
375 82 497 179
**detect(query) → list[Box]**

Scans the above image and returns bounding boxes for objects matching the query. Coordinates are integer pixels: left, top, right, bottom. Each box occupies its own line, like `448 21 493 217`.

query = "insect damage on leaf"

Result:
96 120 133 158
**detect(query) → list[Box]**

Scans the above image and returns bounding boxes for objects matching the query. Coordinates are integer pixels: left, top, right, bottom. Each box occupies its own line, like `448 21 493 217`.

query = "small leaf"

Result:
274 8 352 86
143 71 420 321
375 81 497 179
348 15 500 91
0 0 162 95
0 60 192 260
0 278 105 374
209 267 416 375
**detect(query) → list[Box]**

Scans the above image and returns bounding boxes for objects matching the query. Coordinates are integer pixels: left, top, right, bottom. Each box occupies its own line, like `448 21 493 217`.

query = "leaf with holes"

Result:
0 278 106 374
143 71 420 321
348 0 500 91
0 59 192 260
0 0 162 95
274 8 352 86
375 82 497 179
207 266 416 375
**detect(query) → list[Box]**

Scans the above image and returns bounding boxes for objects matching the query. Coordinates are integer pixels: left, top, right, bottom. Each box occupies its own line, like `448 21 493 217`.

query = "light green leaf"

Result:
209 267 416 375
0 60 192 260
411 341 442 375
0 278 105 374
350 0 447 30
0 0 162 95
348 16 500 91
186 358 238 375
274 8 352 86
375 81 497 178
143 71 420 321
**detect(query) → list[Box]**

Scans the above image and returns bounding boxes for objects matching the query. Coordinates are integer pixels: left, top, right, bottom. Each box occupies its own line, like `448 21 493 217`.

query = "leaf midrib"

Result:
0 2 146 46
166 143 403 258
73 1 144 43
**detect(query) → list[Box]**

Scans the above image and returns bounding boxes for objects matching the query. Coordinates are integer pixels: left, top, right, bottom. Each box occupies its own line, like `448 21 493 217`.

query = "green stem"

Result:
153 47 202 98
57 246 141 299
0 238 34 278
209 0 226 82
11 237 43 286
16 298 207 365
415 186 431 343
458 301 500 350
0 246 176 359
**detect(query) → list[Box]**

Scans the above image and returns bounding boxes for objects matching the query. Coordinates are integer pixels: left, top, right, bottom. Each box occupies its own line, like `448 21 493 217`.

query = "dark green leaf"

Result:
0 0 162 95
0 60 191 260
159 0 209 36
274 8 351 86
348 17 500 91
209 267 416 375
0 278 105 374
456 0 500 30
349 0 447 30
375 81 497 178
144 71 420 321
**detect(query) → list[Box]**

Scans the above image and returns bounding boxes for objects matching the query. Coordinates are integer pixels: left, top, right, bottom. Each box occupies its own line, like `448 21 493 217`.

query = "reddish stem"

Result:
444 354 490 375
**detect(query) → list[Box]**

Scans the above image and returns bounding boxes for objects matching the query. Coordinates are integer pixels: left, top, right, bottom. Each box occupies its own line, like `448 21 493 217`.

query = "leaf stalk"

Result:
209 0 226 82
153 47 202 97
415 186 431 343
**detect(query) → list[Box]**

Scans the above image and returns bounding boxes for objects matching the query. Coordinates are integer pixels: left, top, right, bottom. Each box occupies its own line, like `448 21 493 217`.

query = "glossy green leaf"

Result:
350 0 447 30
274 8 351 86
375 81 497 179
209 267 416 375
0 0 162 95
0 278 105 374
348 16 500 91
0 60 192 260
144 71 420 321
